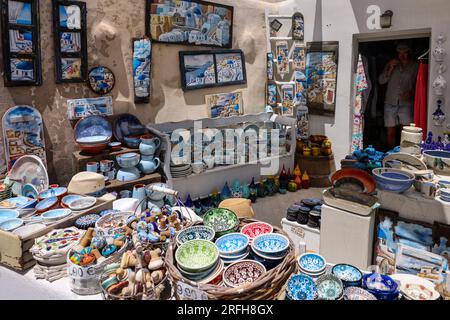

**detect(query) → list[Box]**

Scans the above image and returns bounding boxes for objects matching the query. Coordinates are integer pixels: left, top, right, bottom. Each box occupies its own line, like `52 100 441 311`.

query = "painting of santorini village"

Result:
133 39 152 100
183 53 216 88
10 58 34 81
9 29 33 54
149 0 233 48
59 4 82 30
8 1 32 25
306 51 338 116
207 92 243 118
61 58 82 80
216 52 244 84
60 32 81 53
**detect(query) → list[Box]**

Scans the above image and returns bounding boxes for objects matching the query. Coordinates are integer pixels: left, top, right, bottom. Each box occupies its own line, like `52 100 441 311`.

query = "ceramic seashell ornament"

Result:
433 34 447 62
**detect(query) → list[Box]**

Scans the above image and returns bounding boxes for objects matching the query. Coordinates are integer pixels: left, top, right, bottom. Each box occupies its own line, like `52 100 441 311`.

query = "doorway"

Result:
353 32 431 153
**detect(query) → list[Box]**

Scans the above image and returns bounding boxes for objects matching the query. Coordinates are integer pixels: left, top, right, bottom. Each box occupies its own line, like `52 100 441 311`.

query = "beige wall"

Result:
0 0 278 184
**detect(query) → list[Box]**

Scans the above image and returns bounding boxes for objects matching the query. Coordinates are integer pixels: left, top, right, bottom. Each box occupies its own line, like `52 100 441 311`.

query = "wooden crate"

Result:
0 195 114 272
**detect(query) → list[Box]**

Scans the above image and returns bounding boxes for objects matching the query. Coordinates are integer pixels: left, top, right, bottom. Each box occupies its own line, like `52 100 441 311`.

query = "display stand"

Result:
296 153 335 187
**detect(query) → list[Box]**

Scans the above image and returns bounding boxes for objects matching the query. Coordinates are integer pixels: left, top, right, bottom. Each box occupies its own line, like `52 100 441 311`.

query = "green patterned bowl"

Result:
203 208 240 238
175 240 219 273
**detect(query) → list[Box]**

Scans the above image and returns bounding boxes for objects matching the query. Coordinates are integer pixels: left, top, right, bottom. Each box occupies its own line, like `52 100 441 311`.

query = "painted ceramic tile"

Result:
183 54 216 88
61 58 82 80
267 83 277 106
294 70 307 106
296 105 309 140
88 66 115 95
206 92 243 118
60 32 81 53
292 12 304 41
267 52 274 80
2 105 46 170
133 38 152 102
281 84 295 116
148 0 233 48
216 52 244 84
8 0 32 25
276 41 289 78
59 5 81 30
10 58 34 81
67 96 114 120
9 29 33 54
292 44 306 71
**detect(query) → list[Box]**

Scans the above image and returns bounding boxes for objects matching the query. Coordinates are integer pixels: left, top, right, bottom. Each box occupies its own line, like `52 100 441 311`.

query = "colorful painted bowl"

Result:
372 168 415 193
74 115 112 143
203 208 240 238
0 218 24 232
223 260 266 288
241 222 273 241
75 214 102 230
61 195 83 208
39 187 68 200
0 209 19 222
423 150 450 175
298 253 327 275
286 274 317 301
179 260 219 281
42 209 72 222
330 168 376 194
176 225 215 246
331 264 363 287
343 287 377 300
215 233 249 256
116 152 141 169
316 274 344 300
21 183 40 199
390 274 440 301
363 273 399 301
35 197 59 213
69 197 97 211
175 239 219 273
252 233 290 256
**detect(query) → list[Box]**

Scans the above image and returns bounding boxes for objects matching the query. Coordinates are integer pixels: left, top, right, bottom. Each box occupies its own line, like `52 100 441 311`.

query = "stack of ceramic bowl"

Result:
285 274 317 300
215 233 250 265
203 208 240 238
440 188 450 202
170 164 193 178
316 274 344 300
222 260 266 288
250 233 289 269
297 253 327 280
175 239 222 283
116 152 141 182
240 221 273 243
331 264 363 288
176 225 215 246
362 273 399 300
74 115 112 154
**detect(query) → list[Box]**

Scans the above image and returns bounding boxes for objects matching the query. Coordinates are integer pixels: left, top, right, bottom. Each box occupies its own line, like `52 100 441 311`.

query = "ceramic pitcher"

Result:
138 157 161 174
132 184 147 211
139 135 161 156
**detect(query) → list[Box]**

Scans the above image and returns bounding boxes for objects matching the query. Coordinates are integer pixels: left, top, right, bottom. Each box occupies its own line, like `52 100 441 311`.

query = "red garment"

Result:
414 62 428 140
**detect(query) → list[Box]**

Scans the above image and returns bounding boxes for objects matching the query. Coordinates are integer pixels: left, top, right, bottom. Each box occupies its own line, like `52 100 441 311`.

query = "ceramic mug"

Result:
86 162 99 173
422 182 437 199
192 161 206 174
107 169 116 181
120 190 132 199
100 160 114 172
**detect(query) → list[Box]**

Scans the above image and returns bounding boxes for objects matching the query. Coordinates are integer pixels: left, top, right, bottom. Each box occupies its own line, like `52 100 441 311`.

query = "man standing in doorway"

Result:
379 42 419 150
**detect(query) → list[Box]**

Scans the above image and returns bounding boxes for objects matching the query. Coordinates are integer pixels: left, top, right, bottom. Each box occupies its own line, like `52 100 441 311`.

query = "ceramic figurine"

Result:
302 170 311 189
147 248 164 271
433 99 446 126
426 132 433 145
294 165 302 189
322 139 333 156
221 182 232 201
288 180 298 192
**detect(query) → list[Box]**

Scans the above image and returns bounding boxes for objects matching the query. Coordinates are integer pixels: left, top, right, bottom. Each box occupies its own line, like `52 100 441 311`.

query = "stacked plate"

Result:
297 253 327 279
170 164 193 178
251 233 289 267
440 188 450 202
215 233 250 265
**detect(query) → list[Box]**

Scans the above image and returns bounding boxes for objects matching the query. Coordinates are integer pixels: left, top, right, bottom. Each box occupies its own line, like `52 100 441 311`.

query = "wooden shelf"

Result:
71 147 139 174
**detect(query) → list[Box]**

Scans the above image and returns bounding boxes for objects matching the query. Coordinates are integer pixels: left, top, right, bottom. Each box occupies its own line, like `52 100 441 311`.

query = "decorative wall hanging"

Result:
205 92 243 118
267 83 277 107
1 0 42 86
132 37 152 103
67 96 114 120
292 12 304 41
294 70 307 106
281 83 295 116
87 66 115 95
292 43 306 72
146 0 233 49
306 41 339 117
2 105 46 170
179 49 246 91
433 34 447 62
270 19 283 33
52 0 88 83
296 105 309 140
267 52 274 81
275 41 289 79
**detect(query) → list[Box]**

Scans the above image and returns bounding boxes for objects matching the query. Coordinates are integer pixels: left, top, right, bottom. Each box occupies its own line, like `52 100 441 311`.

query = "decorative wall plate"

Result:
87 66 115 95
67 97 114 120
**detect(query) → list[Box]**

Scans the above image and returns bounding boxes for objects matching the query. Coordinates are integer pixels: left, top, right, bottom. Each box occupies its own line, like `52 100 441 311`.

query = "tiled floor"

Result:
252 188 324 227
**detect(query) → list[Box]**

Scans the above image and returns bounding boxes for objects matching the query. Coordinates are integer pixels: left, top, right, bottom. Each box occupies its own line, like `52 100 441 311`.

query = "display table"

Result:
281 218 320 254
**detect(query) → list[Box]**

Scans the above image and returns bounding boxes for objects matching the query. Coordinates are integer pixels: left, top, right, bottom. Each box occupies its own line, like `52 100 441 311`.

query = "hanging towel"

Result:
414 61 428 140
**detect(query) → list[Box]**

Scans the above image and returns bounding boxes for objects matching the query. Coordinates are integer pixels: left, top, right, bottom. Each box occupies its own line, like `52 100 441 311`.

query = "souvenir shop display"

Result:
132 37 152 103
67 97 114 121
87 66 116 95
1 0 42 86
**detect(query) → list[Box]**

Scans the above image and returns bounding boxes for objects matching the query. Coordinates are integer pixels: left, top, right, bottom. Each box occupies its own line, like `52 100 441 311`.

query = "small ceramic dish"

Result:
175 239 219 273
286 274 317 301
42 209 72 222
331 264 363 287
343 287 377 300
240 222 273 241
76 136 110 145
69 197 97 211
203 208 240 238
316 274 344 300
176 225 215 246
0 218 24 232
179 260 219 281
215 233 249 256
0 209 20 222
61 195 83 208
298 253 327 275
35 197 59 213
252 233 290 256
222 260 266 288
116 152 141 168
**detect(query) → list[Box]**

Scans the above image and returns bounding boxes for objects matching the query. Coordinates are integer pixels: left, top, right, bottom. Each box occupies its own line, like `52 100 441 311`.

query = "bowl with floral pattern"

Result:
331 264 363 287
175 239 219 273
203 208 240 238
176 225 215 246
241 222 273 241
223 260 266 288
251 233 289 256
215 233 249 256
316 274 344 300
286 274 317 301
363 273 399 300
343 287 377 300
298 253 326 275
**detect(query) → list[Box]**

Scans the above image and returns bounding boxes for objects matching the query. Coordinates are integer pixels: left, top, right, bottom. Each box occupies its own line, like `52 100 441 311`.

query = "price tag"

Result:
176 282 208 300
291 226 305 239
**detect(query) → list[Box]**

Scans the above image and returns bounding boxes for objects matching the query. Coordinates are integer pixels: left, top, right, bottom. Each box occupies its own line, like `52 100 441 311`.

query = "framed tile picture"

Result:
132 37 152 103
1 0 42 86
206 91 243 118
179 49 246 91
146 0 233 48
52 0 88 83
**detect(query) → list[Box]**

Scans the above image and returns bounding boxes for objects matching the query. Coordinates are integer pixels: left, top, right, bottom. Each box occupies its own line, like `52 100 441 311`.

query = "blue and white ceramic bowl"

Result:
176 226 215 246
215 233 249 256
331 264 363 287
35 197 58 213
39 187 67 200
42 209 72 222
343 287 377 300
116 152 141 169
0 218 24 232
372 168 414 193
363 273 399 301
116 168 141 182
316 274 344 300
251 233 289 256
298 253 327 275
74 115 112 143
21 183 39 199
286 274 317 301
0 209 19 222
423 150 450 175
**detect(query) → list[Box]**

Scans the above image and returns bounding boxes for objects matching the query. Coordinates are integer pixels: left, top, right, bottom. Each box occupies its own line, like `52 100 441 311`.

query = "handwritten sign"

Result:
176 282 208 300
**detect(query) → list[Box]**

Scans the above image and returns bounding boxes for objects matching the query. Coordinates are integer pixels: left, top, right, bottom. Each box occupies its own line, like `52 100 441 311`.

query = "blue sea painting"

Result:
59 5 81 30
10 58 34 81
184 54 216 88
9 29 33 54
133 39 152 100
8 1 32 25
67 97 114 120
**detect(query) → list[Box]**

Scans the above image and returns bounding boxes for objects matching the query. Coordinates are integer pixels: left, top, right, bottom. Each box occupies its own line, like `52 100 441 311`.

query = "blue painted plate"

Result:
62 195 83 207
251 233 289 255
8 197 37 209
39 187 67 199
286 274 317 300
298 253 326 274
0 209 19 222
42 209 72 221
0 218 24 232
74 115 112 142
332 264 363 282
215 233 249 256
35 197 58 212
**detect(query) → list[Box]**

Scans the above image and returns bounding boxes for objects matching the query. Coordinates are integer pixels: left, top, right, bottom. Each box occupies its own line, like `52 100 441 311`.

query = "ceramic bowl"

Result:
203 208 240 238
113 113 142 143
298 253 327 275
175 239 219 273
74 115 112 143
252 233 290 256
108 142 122 151
0 218 24 231
330 168 376 194
286 274 317 301
241 222 273 241
116 152 141 168
215 233 249 256
176 225 216 246
128 124 146 136
61 195 83 208
372 168 415 193
39 187 68 200
68 197 97 211
390 274 440 301
251 246 287 261
35 197 59 213
363 273 399 300
331 264 363 287
222 260 266 288
78 142 109 154
6 197 37 209
316 274 344 300
42 209 72 222
220 248 250 260
0 209 19 222
343 287 377 300
76 136 110 145
423 150 450 175
116 168 141 182
179 260 219 281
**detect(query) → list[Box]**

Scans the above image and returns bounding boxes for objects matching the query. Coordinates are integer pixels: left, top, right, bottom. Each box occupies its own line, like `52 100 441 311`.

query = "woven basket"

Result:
166 218 297 300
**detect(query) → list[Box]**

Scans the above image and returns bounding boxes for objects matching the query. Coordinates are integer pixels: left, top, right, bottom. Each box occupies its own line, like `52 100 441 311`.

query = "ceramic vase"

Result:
221 182 232 201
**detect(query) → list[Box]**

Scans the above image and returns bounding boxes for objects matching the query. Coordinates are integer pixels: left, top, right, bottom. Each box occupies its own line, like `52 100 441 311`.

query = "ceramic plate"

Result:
316 274 344 300
74 115 112 142
252 233 289 255
35 197 58 212
390 274 440 300
343 287 377 300
223 260 266 288
241 222 273 240
286 274 317 300
62 195 83 208
175 239 219 273
69 197 96 211
8 155 49 196
383 153 427 173
331 264 363 282
215 233 249 256
39 187 67 199
203 208 240 234
42 209 72 221
76 136 110 144
176 226 215 246
88 66 115 95
7 196 36 209
330 168 376 194
0 218 24 231
31 227 84 256
0 209 20 222
13 223 46 238
113 113 142 143
0 199 16 209
298 253 326 274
